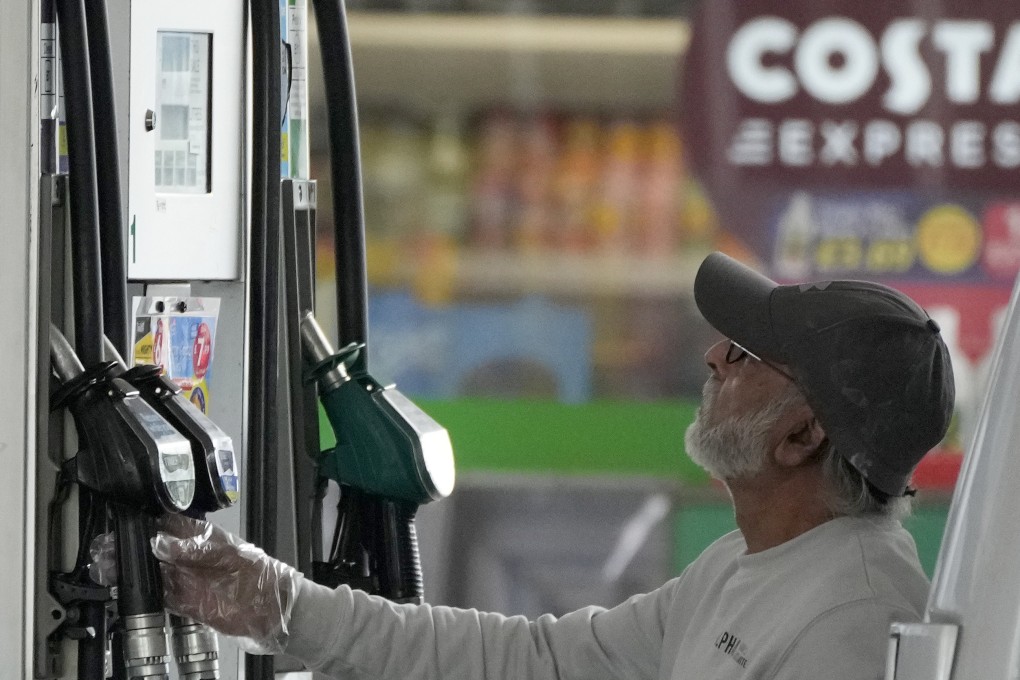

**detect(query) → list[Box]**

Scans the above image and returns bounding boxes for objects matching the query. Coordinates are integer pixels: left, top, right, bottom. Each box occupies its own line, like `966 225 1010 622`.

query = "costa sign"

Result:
681 2 1020 190
729 18 1020 111
680 2 1019 478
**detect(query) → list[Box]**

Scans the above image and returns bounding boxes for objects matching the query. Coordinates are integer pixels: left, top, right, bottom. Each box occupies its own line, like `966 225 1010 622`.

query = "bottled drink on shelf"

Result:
592 118 641 255
468 111 519 250
552 117 602 254
512 114 558 252
425 111 472 241
634 120 682 257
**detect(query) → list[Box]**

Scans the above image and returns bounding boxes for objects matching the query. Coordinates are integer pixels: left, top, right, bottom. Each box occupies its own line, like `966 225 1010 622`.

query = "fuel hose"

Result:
83 0 128 357
310 0 369 374
247 0 283 677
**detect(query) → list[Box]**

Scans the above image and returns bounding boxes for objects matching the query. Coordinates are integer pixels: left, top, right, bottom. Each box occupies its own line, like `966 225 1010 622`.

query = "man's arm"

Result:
152 514 675 680
286 575 673 680
770 599 917 680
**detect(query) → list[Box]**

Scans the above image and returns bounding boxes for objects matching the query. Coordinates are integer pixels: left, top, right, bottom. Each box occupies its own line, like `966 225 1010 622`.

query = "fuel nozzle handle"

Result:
314 490 424 604
114 508 172 680
383 500 424 604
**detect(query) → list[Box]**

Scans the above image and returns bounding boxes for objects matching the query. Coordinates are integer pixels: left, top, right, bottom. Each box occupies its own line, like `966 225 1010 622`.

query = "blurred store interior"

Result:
299 0 997 617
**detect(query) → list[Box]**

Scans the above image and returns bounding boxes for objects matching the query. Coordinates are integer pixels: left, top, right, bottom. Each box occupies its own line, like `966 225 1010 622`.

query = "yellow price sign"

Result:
916 205 982 275
866 239 915 273
815 237 863 272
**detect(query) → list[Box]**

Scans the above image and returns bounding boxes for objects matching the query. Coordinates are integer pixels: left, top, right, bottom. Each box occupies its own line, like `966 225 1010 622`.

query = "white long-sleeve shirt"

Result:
284 515 929 680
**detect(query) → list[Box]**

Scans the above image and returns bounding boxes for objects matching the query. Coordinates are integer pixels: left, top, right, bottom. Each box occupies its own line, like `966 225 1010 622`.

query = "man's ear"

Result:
774 404 827 468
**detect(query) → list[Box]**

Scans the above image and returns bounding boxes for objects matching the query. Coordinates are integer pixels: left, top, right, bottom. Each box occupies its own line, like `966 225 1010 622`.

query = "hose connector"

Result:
170 615 220 679
120 612 171 679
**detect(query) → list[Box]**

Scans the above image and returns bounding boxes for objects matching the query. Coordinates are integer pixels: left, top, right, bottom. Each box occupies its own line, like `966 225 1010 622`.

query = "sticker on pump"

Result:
132 296 221 413
193 322 212 379
215 446 240 503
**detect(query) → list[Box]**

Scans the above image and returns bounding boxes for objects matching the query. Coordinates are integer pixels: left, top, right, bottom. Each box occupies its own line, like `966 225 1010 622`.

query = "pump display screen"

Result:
155 31 211 193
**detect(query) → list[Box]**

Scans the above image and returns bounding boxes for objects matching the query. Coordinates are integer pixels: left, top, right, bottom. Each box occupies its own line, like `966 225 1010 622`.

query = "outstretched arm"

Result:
153 514 672 680
286 577 667 680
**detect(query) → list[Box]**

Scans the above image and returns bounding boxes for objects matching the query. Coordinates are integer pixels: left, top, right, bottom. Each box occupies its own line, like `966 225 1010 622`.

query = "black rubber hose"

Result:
245 0 281 558
83 0 128 358
77 589 107 680
41 0 58 174
310 0 369 375
54 2 109 675
55 0 104 367
247 0 282 676
283 182 320 576
245 0 268 577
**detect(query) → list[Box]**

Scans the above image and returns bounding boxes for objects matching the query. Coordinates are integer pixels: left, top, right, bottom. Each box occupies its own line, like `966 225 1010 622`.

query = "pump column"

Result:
126 2 247 679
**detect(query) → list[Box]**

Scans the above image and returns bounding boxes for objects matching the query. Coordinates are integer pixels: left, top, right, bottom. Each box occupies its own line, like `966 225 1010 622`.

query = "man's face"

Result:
695 340 795 428
684 340 801 480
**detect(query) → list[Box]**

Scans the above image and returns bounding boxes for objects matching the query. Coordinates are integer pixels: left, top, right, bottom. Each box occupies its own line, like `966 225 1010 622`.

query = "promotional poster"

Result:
131 296 221 414
679 0 1020 485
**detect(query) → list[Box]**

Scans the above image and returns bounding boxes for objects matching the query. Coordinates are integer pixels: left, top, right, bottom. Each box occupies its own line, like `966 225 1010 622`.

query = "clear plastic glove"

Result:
151 514 299 655
88 531 118 586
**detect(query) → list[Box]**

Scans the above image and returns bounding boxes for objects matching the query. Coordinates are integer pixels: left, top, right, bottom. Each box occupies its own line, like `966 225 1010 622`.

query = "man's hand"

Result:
151 514 299 655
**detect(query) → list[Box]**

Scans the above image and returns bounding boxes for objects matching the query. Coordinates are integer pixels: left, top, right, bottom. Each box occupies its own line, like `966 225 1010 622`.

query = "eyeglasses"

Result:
725 340 797 384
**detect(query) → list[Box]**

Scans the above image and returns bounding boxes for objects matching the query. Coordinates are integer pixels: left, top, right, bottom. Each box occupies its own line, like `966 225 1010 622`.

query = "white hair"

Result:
820 441 912 520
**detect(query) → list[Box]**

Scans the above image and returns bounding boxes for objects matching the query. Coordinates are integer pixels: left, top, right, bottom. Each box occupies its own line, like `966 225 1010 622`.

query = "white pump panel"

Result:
128 0 244 280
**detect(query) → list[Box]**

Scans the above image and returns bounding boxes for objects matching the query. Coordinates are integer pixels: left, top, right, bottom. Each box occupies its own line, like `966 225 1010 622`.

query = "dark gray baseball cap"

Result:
693 252 955 497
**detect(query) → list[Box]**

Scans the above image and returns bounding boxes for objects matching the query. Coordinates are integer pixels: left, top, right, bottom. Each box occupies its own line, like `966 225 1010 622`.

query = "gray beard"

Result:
684 380 798 481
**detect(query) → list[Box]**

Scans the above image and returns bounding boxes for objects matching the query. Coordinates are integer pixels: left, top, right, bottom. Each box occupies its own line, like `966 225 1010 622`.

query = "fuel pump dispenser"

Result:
20 0 454 677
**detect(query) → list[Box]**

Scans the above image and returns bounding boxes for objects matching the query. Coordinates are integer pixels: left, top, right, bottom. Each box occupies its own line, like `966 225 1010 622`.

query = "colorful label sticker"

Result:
763 191 1007 283
189 384 207 412
132 297 221 413
153 318 167 369
215 447 240 503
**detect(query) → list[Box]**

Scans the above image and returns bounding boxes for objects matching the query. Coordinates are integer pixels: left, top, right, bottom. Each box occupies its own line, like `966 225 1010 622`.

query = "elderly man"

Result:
154 252 953 679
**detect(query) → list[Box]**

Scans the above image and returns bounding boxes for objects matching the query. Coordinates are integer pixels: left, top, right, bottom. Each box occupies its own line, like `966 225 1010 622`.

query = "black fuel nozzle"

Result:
52 329 196 516
51 326 196 679
312 487 425 604
103 336 234 679
103 337 239 516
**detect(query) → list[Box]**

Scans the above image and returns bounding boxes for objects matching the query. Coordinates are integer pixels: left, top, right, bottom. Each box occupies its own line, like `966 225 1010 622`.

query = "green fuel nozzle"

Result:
300 312 455 505
299 312 455 601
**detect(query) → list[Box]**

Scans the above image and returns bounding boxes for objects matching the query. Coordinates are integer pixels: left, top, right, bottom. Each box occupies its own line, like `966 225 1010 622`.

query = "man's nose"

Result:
705 339 729 377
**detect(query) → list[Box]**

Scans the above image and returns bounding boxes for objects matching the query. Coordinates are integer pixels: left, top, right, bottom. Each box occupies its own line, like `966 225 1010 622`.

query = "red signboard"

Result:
681 0 1020 286
679 1 1020 488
